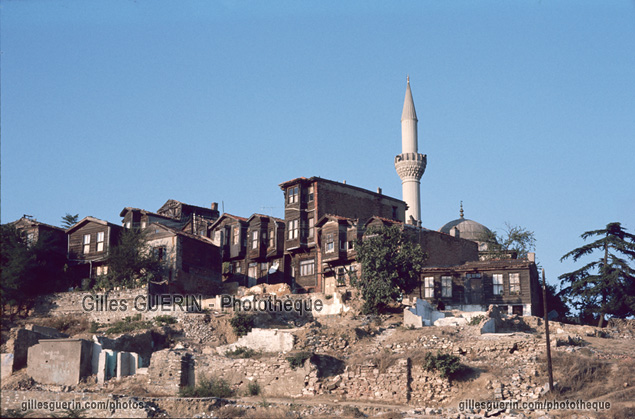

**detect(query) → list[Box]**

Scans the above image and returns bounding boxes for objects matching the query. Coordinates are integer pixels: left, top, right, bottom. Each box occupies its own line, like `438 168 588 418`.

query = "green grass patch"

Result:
286 351 312 370
225 346 259 359
179 374 234 398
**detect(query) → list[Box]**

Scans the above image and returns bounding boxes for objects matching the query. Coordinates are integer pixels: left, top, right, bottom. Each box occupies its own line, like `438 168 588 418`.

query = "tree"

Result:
97 228 165 290
1 225 69 318
61 213 80 229
480 223 536 260
352 225 427 314
559 222 635 327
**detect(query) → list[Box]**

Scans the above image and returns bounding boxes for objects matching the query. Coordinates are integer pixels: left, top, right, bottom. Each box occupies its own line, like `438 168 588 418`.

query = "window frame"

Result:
299 259 315 277
441 276 453 298
424 276 435 298
96 231 105 252
492 273 504 296
83 233 91 254
509 273 521 295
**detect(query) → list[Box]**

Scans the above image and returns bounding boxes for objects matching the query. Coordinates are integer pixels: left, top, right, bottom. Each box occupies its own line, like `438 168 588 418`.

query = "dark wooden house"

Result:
208 213 249 284
145 223 221 295
66 216 123 280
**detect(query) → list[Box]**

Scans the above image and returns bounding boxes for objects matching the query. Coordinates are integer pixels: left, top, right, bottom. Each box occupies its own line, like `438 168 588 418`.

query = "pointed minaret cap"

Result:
401 75 418 122
460 201 464 218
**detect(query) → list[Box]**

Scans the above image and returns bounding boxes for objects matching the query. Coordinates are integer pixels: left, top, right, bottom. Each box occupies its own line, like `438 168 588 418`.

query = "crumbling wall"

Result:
216 328 295 354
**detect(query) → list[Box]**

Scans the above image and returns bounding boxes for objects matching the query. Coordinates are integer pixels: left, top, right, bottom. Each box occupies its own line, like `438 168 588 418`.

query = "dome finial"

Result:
460 201 464 218
407 74 410 84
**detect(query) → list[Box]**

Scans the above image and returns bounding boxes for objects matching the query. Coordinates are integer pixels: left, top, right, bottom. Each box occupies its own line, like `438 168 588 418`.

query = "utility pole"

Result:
542 268 554 392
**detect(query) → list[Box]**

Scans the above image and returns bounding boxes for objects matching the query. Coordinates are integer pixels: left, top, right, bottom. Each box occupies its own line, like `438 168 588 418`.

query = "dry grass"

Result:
34 314 91 336
214 404 299 419
543 352 610 399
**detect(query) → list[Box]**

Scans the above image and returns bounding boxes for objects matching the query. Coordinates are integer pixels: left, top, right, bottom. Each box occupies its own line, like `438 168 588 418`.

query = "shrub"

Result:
179 374 234 398
154 315 177 325
89 321 100 333
105 318 153 335
422 351 465 379
230 312 254 337
286 352 312 370
468 315 485 326
225 347 259 359
247 380 261 396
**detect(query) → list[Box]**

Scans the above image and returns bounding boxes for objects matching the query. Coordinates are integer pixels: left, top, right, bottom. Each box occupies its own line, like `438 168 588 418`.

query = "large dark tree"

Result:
1 225 68 318
559 222 635 327
352 225 427 314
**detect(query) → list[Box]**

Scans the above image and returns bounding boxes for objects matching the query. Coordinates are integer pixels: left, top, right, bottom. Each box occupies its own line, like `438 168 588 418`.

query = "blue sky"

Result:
2 0 634 288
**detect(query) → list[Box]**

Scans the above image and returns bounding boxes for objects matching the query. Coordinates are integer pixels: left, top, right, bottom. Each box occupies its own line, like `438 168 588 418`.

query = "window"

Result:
348 240 355 250
251 230 258 249
96 231 105 252
509 273 520 295
248 262 258 279
83 234 91 254
300 259 315 276
233 226 240 245
307 185 314 201
424 277 435 298
234 262 242 274
493 274 503 296
287 186 299 204
287 219 298 240
141 221 147 230
269 230 275 248
308 218 314 239
326 233 335 253
125 222 131 229
260 262 268 277
95 265 108 276
340 240 347 251
392 206 398 220
337 267 346 286
466 273 481 279
441 276 452 298
153 246 166 261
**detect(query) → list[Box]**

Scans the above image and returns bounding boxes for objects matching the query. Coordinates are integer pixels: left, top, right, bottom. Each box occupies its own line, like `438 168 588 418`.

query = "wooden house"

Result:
66 216 123 280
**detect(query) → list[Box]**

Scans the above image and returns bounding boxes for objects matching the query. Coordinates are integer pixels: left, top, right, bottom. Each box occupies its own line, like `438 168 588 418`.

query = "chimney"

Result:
377 187 382 194
527 252 535 262
211 202 218 211
343 180 346 184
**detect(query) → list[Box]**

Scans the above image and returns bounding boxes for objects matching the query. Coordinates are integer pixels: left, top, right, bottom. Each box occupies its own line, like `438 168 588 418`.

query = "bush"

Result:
89 321 100 333
105 317 153 335
468 315 485 326
179 374 234 398
230 312 254 337
154 315 177 325
225 347 259 359
286 352 312 370
422 351 465 379
247 380 261 396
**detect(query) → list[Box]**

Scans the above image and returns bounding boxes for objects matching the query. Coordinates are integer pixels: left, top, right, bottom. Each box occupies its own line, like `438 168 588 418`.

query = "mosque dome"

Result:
438 202 492 242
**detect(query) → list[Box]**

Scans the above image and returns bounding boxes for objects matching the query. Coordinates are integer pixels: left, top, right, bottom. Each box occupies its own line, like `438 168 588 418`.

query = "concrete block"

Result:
91 342 102 375
96 351 107 384
27 339 93 386
404 308 423 328
480 318 496 334
117 352 131 380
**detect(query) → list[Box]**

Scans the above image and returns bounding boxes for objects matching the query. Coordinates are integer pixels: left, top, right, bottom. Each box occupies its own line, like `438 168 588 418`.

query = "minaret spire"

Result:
395 77 427 226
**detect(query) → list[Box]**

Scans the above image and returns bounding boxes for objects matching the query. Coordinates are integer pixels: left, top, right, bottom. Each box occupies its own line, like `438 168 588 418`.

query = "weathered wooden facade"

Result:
9 216 66 253
145 223 222 295
412 259 542 316
66 216 123 280
156 200 220 236
279 176 407 293
209 214 249 284
245 214 286 287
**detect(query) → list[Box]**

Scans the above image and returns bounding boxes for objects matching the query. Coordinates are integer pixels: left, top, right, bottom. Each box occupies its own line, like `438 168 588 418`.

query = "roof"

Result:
8 216 66 232
363 215 403 228
209 213 249 231
315 214 357 227
66 216 123 233
278 176 405 204
147 222 216 246
438 217 492 242
247 213 285 223
422 259 536 273
119 207 177 220
401 76 418 122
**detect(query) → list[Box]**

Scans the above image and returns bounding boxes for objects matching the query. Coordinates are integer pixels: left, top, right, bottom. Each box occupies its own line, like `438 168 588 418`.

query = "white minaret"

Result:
395 76 427 226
